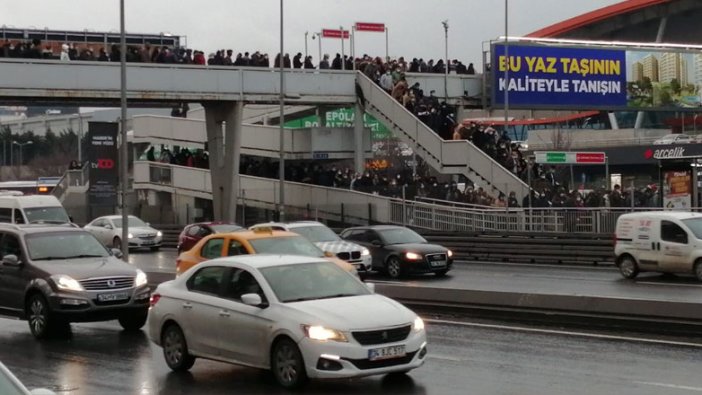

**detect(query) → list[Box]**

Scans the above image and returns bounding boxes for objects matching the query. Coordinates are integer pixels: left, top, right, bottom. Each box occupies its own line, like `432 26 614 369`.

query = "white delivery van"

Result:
0 194 72 224
614 211 702 280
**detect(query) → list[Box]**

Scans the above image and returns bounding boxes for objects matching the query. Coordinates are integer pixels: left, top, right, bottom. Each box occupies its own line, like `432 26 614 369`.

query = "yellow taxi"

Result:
175 228 357 276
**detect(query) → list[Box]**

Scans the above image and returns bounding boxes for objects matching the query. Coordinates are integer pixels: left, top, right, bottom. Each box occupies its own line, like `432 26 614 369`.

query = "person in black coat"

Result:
293 52 303 68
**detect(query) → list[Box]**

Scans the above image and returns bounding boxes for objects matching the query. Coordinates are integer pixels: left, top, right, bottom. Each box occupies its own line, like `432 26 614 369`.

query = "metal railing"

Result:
391 201 686 234
52 163 89 202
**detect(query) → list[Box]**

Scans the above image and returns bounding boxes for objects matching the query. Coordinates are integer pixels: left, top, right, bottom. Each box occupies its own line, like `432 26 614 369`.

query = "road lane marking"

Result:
427 354 462 362
636 381 702 392
427 318 702 348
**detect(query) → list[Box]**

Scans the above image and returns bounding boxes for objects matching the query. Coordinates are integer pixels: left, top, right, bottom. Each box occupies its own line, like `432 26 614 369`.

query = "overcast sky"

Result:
3 0 621 68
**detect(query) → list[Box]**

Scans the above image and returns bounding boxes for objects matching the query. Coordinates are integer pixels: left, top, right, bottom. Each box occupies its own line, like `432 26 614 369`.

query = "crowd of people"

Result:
145 146 210 169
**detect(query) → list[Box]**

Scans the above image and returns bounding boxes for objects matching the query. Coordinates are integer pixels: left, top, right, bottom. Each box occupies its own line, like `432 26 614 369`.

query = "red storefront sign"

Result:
355 22 385 32
322 29 350 39
574 152 606 164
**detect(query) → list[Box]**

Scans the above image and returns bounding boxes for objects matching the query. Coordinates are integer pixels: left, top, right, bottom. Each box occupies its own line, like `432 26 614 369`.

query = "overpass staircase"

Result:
356 72 529 199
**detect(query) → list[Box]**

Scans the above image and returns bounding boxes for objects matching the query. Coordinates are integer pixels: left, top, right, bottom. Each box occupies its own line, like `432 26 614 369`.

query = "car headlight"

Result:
303 325 348 342
52 275 84 291
135 270 148 287
405 252 422 260
447 250 453 258
128 233 134 239
156 231 163 237
413 317 425 332
361 248 370 256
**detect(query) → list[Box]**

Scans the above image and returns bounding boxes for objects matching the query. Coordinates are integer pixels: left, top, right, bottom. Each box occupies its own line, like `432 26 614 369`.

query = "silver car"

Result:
84 215 162 251
0 361 55 395
250 221 372 273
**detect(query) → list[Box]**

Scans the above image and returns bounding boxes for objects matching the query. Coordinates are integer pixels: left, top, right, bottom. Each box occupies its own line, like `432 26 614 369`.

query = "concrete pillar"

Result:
204 101 243 222
354 102 365 174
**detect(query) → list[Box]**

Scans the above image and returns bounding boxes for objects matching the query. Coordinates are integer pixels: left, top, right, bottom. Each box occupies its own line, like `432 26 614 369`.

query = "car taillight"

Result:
150 294 161 307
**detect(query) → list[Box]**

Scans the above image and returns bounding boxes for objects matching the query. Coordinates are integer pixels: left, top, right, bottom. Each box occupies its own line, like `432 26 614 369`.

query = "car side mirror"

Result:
146 222 151 226
365 282 375 293
241 293 267 308
324 251 335 258
2 254 21 267
104 224 113 230
371 240 383 247
110 248 124 259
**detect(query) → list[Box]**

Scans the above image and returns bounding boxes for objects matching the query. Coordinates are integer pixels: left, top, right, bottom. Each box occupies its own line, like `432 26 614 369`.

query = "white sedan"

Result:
148 255 427 389
84 215 162 251
653 133 694 145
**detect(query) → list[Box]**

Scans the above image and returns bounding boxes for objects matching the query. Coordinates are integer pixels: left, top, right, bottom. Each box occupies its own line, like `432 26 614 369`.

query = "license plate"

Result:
430 260 446 267
142 241 155 245
368 345 406 361
97 292 129 302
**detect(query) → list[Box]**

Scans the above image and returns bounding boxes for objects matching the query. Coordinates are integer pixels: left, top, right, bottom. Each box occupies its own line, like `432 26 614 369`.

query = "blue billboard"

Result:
492 44 627 109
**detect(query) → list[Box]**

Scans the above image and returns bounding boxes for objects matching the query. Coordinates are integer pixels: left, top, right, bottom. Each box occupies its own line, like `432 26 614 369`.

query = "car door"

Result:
659 220 693 272
218 268 271 366
181 266 229 357
364 230 390 268
87 219 106 244
0 232 30 314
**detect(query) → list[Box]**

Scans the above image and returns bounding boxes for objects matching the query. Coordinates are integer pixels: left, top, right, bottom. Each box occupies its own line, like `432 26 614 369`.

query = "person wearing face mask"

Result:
507 191 519 208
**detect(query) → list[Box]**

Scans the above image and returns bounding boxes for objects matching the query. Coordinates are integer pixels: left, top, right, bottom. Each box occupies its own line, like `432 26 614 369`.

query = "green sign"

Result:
284 108 392 140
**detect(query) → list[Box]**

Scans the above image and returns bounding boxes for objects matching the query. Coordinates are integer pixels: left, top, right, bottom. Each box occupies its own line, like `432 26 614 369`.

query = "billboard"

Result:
284 108 392 140
492 42 702 111
88 122 119 207
663 170 692 209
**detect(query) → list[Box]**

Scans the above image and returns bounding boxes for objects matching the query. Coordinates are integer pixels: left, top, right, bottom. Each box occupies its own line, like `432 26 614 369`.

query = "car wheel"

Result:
618 255 639 279
434 269 448 277
271 338 308 389
118 311 148 331
386 256 403 279
150 246 160 252
113 236 122 250
162 324 196 372
694 260 702 282
27 293 66 339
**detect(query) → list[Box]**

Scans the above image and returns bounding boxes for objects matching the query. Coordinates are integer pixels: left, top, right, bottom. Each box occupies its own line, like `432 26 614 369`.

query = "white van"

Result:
614 211 702 280
0 194 72 224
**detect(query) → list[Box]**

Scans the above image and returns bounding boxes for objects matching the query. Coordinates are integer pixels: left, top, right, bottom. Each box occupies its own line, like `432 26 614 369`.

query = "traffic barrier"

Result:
157 224 614 265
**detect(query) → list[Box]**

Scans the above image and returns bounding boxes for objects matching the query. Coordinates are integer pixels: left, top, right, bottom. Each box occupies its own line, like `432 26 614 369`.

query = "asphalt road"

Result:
130 249 702 304
2 315 702 394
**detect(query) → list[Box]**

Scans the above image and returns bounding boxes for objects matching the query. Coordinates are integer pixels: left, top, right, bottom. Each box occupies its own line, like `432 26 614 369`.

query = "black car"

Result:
0 224 151 339
340 225 453 278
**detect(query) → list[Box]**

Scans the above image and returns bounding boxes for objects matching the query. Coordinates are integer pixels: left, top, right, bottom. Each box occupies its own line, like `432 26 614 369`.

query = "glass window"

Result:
0 365 28 395
92 219 104 227
112 216 147 228
682 218 702 240
377 227 427 245
261 261 369 303
209 224 243 233
187 266 226 295
222 269 265 302
186 226 200 237
227 240 248 256
23 207 70 224
661 221 688 244
201 238 224 259
26 232 109 260
290 225 340 243
12 210 24 224
249 236 324 257
0 234 22 259
0 208 10 223
341 229 365 242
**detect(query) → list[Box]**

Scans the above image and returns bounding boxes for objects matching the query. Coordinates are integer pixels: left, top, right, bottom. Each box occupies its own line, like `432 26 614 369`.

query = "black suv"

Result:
0 225 150 339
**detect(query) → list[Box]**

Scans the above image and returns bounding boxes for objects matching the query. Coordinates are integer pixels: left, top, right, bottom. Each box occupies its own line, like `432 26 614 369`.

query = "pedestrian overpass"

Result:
0 57 528 222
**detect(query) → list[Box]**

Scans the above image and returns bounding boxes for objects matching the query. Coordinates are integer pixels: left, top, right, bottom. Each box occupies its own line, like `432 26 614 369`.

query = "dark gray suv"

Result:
0 225 151 339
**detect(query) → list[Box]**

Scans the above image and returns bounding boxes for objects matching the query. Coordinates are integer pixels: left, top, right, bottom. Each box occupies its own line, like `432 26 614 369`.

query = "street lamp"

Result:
304 31 308 59
441 20 448 103
311 32 322 67
119 0 129 261
279 0 285 222
12 140 33 178
504 0 510 135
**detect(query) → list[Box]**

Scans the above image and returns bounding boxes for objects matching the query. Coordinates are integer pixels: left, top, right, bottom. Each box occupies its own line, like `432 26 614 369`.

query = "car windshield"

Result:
290 225 340 242
682 218 702 239
261 261 369 303
26 232 109 260
112 217 147 228
378 228 427 245
24 206 71 224
0 366 26 395
210 224 243 233
249 236 325 257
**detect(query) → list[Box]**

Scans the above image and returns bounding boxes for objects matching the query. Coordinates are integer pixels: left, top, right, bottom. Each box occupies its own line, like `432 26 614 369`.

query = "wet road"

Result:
130 249 702 303
2 316 702 394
